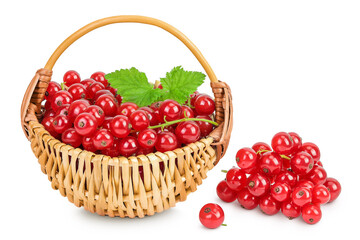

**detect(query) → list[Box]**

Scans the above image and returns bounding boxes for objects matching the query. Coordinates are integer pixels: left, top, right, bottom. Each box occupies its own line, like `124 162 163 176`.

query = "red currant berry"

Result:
225 167 247 191
275 170 297 188
101 138 121 157
270 182 291 202
41 116 59 137
110 115 131 138
138 129 157 149
92 129 114 150
44 100 52 111
90 71 108 87
194 94 215 115
68 83 87 100
55 104 70 116
155 132 178 152
159 99 182 122
247 173 270 197
199 203 225 229
312 184 331 204
194 115 214 137
87 82 105 99
95 94 118 117
118 102 138 118
216 180 237 202
52 114 72 133
324 178 341 203
61 128 82 148
85 105 105 126
118 136 139 157
68 99 90 122
252 142 272 158
259 194 281 215
237 188 259 210
281 200 301 219
290 151 314 175
271 132 294 155
43 109 56 119
259 151 283 176
150 101 162 111
296 180 315 190
130 110 150 131
63 70 80 87
236 147 258 170
45 81 61 100
138 107 158 126
82 136 97 152
105 86 117 96
80 78 95 89
51 90 73 111
300 142 321 163
175 121 200 144
101 116 113 130
306 165 327 185
288 132 302 154
292 187 312 207
302 203 322 224
180 105 195 118
190 93 201 107
74 113 98 137
94 89 114 101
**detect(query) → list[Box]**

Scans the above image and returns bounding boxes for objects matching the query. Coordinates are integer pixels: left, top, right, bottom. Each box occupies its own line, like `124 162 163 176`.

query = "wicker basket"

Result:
20 15 233 218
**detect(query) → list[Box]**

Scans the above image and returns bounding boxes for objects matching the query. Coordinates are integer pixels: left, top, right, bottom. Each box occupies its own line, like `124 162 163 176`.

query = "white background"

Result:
1 0 359 239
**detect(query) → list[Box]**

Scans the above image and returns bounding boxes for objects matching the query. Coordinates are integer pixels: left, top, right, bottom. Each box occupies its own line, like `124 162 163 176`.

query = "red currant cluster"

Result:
41 70 217 158
216 132 341 224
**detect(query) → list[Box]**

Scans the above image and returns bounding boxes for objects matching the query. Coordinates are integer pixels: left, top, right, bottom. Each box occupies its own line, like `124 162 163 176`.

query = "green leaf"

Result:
105 67 162 107
160 66 206 104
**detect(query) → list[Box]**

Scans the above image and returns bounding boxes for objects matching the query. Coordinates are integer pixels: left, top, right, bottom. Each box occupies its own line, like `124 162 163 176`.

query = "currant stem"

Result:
221 224 227 226
256 149 291 160
148 117 218 129
221 170 228 173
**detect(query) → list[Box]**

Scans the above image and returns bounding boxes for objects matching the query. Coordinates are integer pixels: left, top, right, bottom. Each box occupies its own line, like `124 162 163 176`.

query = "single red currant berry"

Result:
80 78 95 89
288 132 302 154
101 138 121 157
259 151 283 176
292 187 312 207
323 177 341 203
225 167 247 191
236 147 258 170
180 105 195 118
41 116 59 137
82 136 97 152
296 180 315 190
259 194 281 215
271 132 294 155
194 94 215 115
195 115 214 137
85 105 105 126
68 83 87 100
175 121 200 144
87 82 105 99
95 94 118 117
63 70 81 87
43 109 56 119
302 203 322 224
290 151 314 175
94 89 114 101
275 170 297 188
306 165 327 185
138 107 158 126
55 104 70 116
130 110 150 131
51 90 73 111
74 113 98 137
68 99 90 122
110 115 131 138
247 173 270 197
270 182 291 202
190 93 201 107
92 129 114 150
101 116 113 130
138 129 157 149
299 142 320 163
281 200 301 219
236 188 259 210
44 100 52 111
155 132 178 152
312 184 331 204
216 180 237 203
159 99 182 122
90 71 108 87
61 128 82 148
45 81 61 100
150 101 163 111
252 142 272 158
199 203 225 229
118 136 139 157
118 102 139 118
52 114 72 133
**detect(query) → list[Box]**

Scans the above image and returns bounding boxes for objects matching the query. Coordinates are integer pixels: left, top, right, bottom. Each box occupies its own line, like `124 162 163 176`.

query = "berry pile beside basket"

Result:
20 15 233 218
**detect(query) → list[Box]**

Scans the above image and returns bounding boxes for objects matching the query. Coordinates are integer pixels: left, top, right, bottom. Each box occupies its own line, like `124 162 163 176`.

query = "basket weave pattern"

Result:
21 16 233 218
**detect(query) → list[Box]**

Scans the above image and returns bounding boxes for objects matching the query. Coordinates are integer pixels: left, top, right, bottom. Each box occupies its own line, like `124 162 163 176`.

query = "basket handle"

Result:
44 15 218 82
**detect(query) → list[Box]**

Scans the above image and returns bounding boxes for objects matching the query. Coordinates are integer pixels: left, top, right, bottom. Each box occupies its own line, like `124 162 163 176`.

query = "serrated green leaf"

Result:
105 68 162 107
160 66 206 104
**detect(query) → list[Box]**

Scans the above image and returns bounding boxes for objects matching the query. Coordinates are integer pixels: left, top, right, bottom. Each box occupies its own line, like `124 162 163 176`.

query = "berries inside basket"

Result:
20 15 233 218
